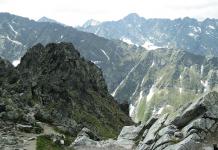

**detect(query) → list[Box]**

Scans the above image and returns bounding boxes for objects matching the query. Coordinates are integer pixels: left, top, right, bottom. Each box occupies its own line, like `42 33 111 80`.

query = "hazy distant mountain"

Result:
37 16 65 26
82 19 100 28
78 13 218 56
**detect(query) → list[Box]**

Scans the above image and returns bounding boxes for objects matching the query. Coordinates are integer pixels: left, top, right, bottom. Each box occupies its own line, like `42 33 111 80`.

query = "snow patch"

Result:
146 84 156 102
127 24 132 27
60 35 63 39
121 37 134 45
201 80 209 92
12 59 21 67
91 60 101 65
189 26 201 33
8 24 18 36
157 107 164 115
188 33 195 37
129 104 135 117
142 40 161 50
179 88 183 94
205 31 210 35
208 25 215 30
111 60 141 97
130 83 139 101
6 36 22 45
100 49 110 61
135 75 147 105
151 60 155 68
137 91 144 104
201 65 204 76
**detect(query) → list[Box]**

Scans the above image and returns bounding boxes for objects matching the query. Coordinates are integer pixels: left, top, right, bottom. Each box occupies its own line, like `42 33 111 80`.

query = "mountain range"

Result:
78 13 218 56
0 12 218 149
0 13 218 123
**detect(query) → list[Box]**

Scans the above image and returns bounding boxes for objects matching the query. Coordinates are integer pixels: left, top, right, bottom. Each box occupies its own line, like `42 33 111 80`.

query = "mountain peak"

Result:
82 19 100 28
123 13 140 20
38 16 64 25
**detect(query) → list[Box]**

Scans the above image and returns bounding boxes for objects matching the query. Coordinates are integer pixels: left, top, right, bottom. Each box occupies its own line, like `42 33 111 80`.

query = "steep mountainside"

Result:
0 42 132 142
0 12 144 96
72 91 218 150
110 48 218 122
79 13 218 56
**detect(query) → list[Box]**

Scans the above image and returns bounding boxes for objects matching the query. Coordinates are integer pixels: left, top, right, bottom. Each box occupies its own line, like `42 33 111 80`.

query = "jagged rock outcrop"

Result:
72 91 218 150
0 42 132 149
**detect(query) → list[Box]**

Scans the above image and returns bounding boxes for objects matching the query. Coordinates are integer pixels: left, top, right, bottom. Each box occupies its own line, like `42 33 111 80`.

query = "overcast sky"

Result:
0 0 218 26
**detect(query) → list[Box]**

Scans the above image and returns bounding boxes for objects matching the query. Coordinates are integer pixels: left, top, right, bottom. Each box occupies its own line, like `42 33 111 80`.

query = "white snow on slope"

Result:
129 104 135 117
100 49 110 61
146 84 156 102
111 60 141 97
201 80 209 92
205 31 210 35
8 24 18 36
208 25 215 30
201 65 204 76
179 87 183 94
146 76 163 102
157 107 165 115
91 60 102 65
5 35 22 45
188 33 195 37
179 75 183 94
12 59 21 67
121 37 134 45
134 74 148 106
130 83 139 101
151 60 155 68
189 26 201 33
142 40 161 50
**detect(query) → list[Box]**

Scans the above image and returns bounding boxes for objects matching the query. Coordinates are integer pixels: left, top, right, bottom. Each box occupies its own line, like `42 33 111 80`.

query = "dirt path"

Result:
23 123 60 150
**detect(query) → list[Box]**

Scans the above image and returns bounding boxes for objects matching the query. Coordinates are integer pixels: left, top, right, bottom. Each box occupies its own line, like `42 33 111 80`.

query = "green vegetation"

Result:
36 135 63 150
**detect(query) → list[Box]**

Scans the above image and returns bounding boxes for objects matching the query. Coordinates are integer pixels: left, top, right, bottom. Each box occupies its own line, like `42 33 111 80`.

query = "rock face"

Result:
72 91 218 150
0 42 132 148
110 48 218 123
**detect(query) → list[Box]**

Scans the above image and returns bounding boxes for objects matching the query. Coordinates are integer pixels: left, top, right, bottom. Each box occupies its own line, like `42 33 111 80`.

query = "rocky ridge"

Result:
0 42 132 149
72 91 218 150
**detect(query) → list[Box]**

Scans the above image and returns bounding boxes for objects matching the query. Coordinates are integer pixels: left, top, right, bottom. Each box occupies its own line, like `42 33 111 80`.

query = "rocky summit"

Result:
0 42 132 149
73 91 218 150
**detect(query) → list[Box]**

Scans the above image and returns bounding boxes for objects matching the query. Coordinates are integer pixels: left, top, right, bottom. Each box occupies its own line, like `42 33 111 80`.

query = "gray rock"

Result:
117 125 144 141
77 127 100 141
171 98 206 128
142 114 168 145
163 133 202 150
157 125 177 137
73 135 98 147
